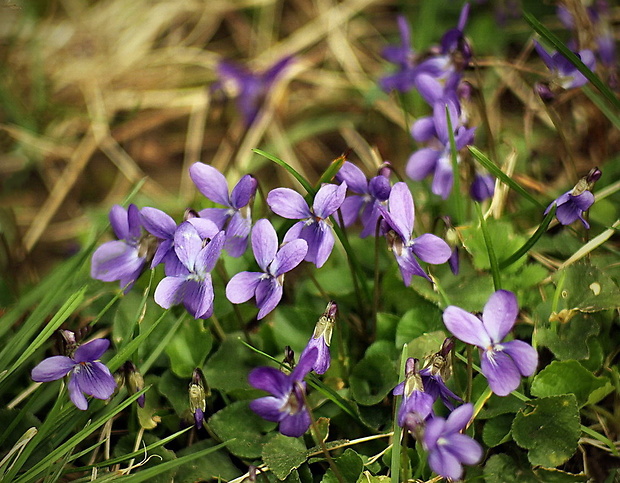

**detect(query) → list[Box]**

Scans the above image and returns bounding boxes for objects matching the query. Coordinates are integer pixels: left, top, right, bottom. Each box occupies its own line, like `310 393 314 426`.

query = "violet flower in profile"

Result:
189 368 208 429
217 56 294 125
226 219 308 319
534 40 596 90
420 338 462 410
300 301 337 375
393 358 434 430
423 403 483 481
267 182 347 268
91 204 148 293
544 167 601 229
249 347 318 437
443 290 538 396
154 220 224 319
31 338 117 410
379 182 451 285
336 162 391 238
190 162 257 257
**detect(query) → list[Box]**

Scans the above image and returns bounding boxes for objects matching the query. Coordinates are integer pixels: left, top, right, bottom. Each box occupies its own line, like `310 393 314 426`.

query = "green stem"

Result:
391 344 409 483
500 206 556 269
475 202 502 291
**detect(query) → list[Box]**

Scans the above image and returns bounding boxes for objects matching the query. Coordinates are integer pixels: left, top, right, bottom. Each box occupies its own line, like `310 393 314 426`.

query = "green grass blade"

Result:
468 146 544 208
0 286 87 387
252 148 315 194
499 205 556 269
390 344 407 483
523 10 620 111
583 85 620 129
12 388 148 483
316 153 346 187
474 202 502 291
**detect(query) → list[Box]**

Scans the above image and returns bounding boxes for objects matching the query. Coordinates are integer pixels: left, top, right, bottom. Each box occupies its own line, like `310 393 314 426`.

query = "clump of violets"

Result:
248 347 317 438
267 182 347 268
216 56 294 126
300 301 337 375
226 218 308 319
154 221 225 319
190 162 257 257
31 336 117 410
423 403 483 480
443 290 538 396
91 204 151 293
544 167 601 229
379 182 451 285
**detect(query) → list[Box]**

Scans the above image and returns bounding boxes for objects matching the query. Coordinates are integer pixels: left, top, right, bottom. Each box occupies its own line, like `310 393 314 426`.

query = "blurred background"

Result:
0 0 617 300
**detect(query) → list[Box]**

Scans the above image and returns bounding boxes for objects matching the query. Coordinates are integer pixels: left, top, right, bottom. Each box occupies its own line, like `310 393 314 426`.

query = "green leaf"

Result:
204 336 265 394
404 331 446 363
395 304 442 349
484 454 538 483
482 413 514 447
531 360 613 408
349 352 398 406
159 370 190 418
375 312 399 342
209 401 275 459
262 434 308 480
537 312 599 360
175 438 242 481
512 395 580 468
321 448 363 483
165 318 213 378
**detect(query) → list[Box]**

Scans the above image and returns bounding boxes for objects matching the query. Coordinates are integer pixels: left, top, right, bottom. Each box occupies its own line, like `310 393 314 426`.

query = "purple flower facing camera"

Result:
443 290 538 396
267 183 347 268
31 338 117 410
226 219 307 319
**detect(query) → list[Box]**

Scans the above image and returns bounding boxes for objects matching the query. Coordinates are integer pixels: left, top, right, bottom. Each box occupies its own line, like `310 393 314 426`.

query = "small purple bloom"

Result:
336 162 391 237
190 162 257 257
534 41 596 90
31 338 117 410
226 219 308 319
544 167 600 229
140 207 184 276
189 368 208 429
443 290 538 396
267 183 347 268
217 56 294 125
470 173 495 202
420 338 462 410
154 221 224 319
423 403 483 481
379 182 451 285
91 204 148 293
393 358 434 430
300 301 337 374
249 347 318 437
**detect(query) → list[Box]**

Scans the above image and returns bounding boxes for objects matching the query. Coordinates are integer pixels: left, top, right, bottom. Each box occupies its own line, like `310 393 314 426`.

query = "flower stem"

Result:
474 201 502 291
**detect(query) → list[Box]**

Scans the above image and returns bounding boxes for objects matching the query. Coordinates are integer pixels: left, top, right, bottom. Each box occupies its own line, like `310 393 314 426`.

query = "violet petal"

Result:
482 290 518 343
443 306 491 348
267 188 311 219
226 271 263 304
481 349 522 396
74 339 110 363
252 219 278 271
31 356 75 382
189 163 231 206
412 233 451 264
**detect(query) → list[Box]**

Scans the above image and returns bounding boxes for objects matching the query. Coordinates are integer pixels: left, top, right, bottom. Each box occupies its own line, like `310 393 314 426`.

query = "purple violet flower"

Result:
248 347 318 438
419 338 462 411
267 183 347 268
423 403 483 481
544 167 601 229
139 207 184 276
226 219 308 319
393 358 434 429
300 301 337 375
154 220 224 319
534 41 596 90
470 173 495 202
91 204 148 293
31 338 117 410
190 162 257 257
336 162 392 237
443 290 538 396
379 182 451 285
217 56 294 126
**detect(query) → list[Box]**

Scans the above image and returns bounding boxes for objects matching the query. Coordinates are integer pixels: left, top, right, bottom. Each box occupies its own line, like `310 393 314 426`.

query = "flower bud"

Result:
123 361 146 408
189 368 208 429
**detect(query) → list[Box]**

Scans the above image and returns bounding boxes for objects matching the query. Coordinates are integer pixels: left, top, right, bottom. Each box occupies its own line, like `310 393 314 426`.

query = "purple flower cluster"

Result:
381 5 494 201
